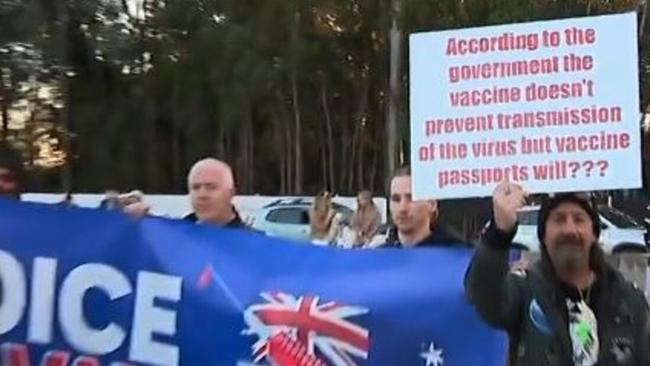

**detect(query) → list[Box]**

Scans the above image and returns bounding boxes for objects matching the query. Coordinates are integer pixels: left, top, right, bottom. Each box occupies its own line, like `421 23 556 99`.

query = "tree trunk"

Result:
290 71 302 194
371 80 386 194
277 90 293 194
320 133 328 191
290 5 303 195
27 127 35 167
225 129 232 170
370 81 387 189
26 91 36 167
348 121 359 193
357 127 365 190
386 2 402 192
285 119 293 194
273 113 286 195
248 109 255 193
348 77 370 193
319 76 335 192
171 76 182 192
120 0 132 18
640 0 649 39
171 122 182 191
216 117 225 158
280 144 286 194
143 97 159 191
1 89 9 142
141 0 159 191
339 103 351 191
56 1 72 192
236 95 254 193
216 85 228 159
238 123 248 193
241 100 254 193
244 131 251 193
369 131 379 193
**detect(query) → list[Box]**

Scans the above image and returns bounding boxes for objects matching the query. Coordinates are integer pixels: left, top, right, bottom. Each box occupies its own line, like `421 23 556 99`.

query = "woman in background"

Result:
351 190 381 246
309 191 341 245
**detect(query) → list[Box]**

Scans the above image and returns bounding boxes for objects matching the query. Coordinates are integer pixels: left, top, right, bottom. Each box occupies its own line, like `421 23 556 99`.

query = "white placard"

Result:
410 13 641 200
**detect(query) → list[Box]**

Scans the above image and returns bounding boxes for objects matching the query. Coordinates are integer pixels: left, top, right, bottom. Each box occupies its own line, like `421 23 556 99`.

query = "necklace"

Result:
579 285 592 304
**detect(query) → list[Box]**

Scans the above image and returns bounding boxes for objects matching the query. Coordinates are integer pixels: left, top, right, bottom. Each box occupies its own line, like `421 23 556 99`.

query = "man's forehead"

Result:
190 158 228 174
390 176 412 194
189 167 222 182
550 202 590 216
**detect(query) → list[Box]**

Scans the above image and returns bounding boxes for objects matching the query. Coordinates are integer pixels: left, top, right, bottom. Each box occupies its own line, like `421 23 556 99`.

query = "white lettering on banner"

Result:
28 257 57 344
0 250 26 334
59 263 132 355
1 342 138 365
130 272 182 366
0 249 183 366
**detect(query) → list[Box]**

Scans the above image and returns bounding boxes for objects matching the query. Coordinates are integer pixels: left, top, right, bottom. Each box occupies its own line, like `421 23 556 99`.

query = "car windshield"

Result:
265 202 353 221
598 206 643 229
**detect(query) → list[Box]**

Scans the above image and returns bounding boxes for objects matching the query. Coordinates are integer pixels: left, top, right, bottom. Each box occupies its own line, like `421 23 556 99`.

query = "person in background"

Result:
0 142 24 200
120 190 151 217
350 190 381 246
309 191 341 245
117 159 250 226
119 190 144 206
99 189 122 210
465 181 649 366
380 166 469 248
183 158 248 228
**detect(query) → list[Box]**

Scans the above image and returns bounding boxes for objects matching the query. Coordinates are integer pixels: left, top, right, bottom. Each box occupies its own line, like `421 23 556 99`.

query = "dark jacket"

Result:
380 223 473 248
465 221 650 366
183 207 248 229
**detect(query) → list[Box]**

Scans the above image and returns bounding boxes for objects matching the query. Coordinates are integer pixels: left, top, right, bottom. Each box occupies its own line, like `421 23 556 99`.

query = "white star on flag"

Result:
420 341 444 366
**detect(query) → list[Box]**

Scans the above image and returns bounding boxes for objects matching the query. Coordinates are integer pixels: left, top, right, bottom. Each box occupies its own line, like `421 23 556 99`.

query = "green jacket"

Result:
464 222 650 366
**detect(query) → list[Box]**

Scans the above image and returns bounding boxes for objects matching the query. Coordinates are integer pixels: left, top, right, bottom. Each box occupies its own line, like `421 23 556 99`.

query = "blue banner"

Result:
0 200 507 366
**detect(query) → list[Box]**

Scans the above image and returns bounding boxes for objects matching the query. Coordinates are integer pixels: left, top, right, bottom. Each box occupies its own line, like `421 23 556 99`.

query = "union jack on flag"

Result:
242 291 371 366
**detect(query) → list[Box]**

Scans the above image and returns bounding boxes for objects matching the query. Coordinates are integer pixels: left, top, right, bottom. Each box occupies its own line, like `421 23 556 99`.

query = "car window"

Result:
332 203 352 213
332 203 354 222
266 208 309 225
598 206 643 229
517 210 539 226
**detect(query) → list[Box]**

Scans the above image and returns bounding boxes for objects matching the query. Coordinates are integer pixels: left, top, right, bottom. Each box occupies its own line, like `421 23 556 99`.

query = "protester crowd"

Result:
2 140 650 366
1 139 468 250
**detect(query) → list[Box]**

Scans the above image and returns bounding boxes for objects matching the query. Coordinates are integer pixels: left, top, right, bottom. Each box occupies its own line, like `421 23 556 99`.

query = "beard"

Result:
549 234 590 277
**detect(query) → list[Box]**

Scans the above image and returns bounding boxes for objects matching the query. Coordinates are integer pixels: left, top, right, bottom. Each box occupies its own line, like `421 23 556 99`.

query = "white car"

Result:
250 198 354 242
505 205 648 254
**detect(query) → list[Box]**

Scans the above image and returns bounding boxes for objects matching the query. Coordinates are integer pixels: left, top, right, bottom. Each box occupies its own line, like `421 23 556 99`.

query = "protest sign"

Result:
410 13 641 199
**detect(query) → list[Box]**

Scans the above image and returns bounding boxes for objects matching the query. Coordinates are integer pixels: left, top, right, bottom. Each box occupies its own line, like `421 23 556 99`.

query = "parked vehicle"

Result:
251 198 354 242
483 205 648 254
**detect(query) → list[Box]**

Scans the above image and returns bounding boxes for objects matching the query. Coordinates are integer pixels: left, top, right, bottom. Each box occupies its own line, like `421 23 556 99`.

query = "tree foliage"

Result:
1 0 648 195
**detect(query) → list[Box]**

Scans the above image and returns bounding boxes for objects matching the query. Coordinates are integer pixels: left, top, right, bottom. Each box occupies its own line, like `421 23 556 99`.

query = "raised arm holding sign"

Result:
465 181 650 366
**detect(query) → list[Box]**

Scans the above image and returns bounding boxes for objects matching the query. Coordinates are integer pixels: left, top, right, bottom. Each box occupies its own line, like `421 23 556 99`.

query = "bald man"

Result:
183 158 247 228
